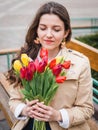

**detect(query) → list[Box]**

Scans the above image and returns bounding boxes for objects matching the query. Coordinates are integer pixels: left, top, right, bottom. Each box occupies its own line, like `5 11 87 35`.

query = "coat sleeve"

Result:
66 58 94 127
9 84 26 114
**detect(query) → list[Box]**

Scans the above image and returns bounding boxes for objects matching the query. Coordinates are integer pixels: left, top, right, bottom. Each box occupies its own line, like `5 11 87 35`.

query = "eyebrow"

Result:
39 24 62 28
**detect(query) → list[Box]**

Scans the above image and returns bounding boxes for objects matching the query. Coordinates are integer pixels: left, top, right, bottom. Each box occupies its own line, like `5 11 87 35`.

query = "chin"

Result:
42 45 54 50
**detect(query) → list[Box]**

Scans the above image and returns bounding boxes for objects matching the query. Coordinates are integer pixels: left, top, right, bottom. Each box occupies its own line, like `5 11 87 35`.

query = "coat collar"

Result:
58 47 75 65
59 48 79 80
37 47 75 65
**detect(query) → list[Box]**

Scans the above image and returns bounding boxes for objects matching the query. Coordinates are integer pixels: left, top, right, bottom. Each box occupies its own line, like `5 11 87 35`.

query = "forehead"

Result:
39 14 64 26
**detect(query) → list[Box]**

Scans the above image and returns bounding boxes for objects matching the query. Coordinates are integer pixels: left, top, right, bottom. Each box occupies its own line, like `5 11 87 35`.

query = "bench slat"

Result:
0 73 11 94
0 73 17 128
0 83 17 127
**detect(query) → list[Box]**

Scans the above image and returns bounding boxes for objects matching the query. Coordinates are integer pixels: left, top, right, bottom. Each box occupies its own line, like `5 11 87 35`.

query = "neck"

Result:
48 48 60 61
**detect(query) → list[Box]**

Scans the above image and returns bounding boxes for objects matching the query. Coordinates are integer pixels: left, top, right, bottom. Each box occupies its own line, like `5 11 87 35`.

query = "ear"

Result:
64 30 69 38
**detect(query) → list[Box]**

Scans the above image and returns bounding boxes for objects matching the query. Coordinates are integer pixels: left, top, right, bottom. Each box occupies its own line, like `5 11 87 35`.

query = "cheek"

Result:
56 35 64 43
37 31 45 39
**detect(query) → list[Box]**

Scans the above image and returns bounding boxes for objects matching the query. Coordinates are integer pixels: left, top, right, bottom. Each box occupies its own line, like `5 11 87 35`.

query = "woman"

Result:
8 1 94 130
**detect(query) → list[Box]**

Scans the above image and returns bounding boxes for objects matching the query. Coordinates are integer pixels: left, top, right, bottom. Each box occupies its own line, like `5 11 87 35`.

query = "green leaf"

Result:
60 70 66 76
29 76 36 96
36 74 42 95
33 94 44 102
45 84 58 105
42 70 50 98
21 89 34 101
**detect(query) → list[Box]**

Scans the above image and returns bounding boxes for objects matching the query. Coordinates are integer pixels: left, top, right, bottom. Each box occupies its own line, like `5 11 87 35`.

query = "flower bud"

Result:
56 76 66 83
20 67 26 79
52 64 62 76
40 48 48 59
21 54 30 66
37 60 47 73
49 59 56 69
25 67 33 81
56 56 64 64
62 60 71 69
13 60 22 72
28 61 36 73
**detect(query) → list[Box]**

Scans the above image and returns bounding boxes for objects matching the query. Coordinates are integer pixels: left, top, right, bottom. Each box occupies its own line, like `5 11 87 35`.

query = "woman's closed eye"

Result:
39 24 46 31
40 27 60 32
53 28 61 32
53 26 62 32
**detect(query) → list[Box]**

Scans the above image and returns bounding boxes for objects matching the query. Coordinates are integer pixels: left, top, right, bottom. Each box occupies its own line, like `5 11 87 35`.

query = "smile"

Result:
44 40 54 44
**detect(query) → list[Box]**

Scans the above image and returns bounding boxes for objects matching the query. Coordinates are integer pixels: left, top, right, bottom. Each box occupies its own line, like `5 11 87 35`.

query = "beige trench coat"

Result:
9 48 94 130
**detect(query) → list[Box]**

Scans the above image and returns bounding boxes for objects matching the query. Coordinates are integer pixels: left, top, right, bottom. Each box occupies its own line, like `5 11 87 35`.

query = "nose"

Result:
46 29 53 38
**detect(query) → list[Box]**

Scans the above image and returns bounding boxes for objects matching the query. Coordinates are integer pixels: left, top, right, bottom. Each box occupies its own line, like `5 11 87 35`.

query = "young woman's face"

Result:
37 14 67 51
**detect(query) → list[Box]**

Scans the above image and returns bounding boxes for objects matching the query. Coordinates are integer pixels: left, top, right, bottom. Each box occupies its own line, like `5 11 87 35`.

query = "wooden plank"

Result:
0 83 17 127
66 39 98 71
0 48 20 55
0 73 17 127
0 73 11 94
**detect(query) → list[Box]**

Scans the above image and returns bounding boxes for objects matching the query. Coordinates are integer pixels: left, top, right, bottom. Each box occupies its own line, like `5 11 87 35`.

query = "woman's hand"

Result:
31 102 62 122
21 99 39 118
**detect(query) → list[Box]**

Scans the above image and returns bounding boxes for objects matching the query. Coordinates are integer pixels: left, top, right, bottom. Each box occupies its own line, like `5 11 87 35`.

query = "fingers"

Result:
31 103 53 121
32 112 50 121
22 100 60 122
33 103 61 122
22 99 39 117
26 99 39 106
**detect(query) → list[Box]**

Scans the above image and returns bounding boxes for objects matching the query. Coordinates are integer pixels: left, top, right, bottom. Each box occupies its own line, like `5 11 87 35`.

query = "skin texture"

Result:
21 14 69 122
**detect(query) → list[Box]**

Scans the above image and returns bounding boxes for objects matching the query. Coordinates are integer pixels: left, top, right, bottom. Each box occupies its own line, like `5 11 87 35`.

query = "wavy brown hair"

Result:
8 1 72 84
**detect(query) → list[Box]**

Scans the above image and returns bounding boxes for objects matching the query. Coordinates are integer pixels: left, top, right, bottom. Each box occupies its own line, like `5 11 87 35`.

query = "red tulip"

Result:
25 67 33 81
40 48 48 59
62 61 71 69
34 58 39 70
20 67 26 79
52 64 62 76
49 59 56 69
37 60 47 73
28 61 36 73
56 76 66 83
42 56 48 66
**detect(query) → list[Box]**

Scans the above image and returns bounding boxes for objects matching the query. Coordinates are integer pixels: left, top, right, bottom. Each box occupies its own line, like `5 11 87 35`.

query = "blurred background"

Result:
0 0 98 50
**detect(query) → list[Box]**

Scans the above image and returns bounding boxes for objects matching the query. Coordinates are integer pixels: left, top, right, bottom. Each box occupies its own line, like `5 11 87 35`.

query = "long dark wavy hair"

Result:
8 1 72 84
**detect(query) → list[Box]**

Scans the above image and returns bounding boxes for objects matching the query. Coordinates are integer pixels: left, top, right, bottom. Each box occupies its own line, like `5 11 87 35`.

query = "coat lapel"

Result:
59 48 79 80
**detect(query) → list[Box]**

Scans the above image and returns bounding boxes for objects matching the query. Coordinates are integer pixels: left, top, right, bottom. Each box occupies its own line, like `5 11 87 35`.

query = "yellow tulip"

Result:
56 56 64 64
13 60 22 72
21 54 30 66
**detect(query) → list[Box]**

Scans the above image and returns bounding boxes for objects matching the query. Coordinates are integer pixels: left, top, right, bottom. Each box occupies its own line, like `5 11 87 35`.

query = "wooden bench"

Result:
0 72 17 128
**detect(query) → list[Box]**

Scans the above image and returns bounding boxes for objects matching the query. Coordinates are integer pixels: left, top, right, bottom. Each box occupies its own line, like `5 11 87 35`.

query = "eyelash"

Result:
54 29 60 32
40 28 46 30
40 27 60 32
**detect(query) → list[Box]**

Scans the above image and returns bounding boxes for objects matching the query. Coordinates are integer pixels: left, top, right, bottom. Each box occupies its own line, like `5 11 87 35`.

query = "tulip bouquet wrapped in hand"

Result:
13 48 71 130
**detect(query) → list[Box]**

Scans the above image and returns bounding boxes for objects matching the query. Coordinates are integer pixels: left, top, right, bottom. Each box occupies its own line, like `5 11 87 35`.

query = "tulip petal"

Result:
21 54 30 66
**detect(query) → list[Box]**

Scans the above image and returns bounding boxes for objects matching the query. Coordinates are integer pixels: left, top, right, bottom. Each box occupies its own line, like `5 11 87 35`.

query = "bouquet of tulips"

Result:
13 48 71 130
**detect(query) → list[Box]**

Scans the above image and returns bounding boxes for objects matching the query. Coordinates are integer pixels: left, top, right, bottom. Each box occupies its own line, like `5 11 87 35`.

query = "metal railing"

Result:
93 78 98 104
71 17 98 34
71 17 98 27
0 48 19 70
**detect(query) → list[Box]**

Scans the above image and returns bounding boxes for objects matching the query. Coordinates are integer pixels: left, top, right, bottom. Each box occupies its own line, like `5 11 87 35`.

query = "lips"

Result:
44 39 54 44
